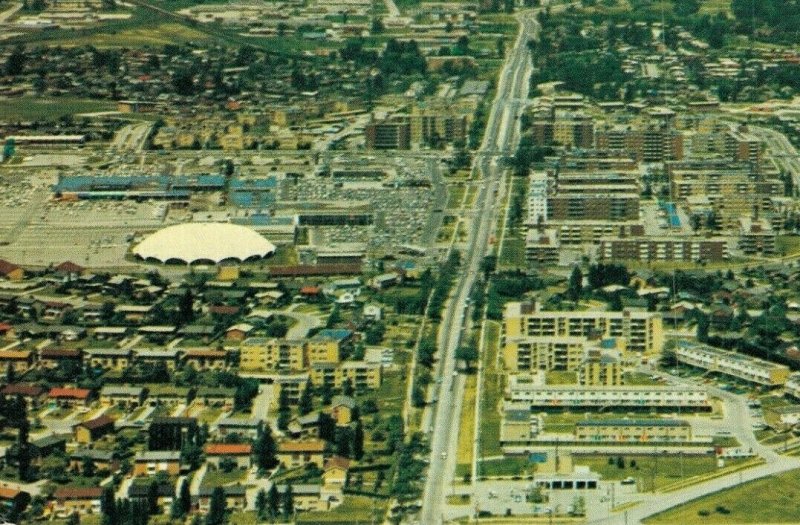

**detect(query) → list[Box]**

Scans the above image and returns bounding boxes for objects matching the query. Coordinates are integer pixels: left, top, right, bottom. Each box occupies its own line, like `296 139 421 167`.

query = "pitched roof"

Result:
55 261 86 274
54 487 104 500
1 383 44 397
331 395 356 409
278 439 326 453
49 387 91 399
79 415 115 431
324 455 350 471
0 487 22 500
0 259 21 276
204 443 252 455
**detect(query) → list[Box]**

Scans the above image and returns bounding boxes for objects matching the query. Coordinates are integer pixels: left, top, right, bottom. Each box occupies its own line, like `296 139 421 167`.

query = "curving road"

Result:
418 11 538 525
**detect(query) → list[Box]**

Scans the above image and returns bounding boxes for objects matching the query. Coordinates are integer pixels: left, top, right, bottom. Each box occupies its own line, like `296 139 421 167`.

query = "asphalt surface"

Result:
419 10 537 525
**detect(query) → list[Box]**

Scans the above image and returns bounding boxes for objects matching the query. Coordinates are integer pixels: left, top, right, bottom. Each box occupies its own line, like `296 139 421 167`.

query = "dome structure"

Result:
132 223 276 264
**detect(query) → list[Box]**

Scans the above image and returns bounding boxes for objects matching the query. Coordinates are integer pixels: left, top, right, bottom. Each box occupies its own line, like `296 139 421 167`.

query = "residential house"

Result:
30 435 68 466
0 487 30 519
99 386 146 408
322 456 350 487
194 387 236 409
38 348 82 370
133 451 182 477
196 485 247 513
134 348 183 371
0 259 24 281
75 415 116 444
48 387 93 407
276 484 327 512
204 443 252 469
217 418 260 440
146 385 191 407
184 349 227 371
277 439 327 469
83 347 132 371
226 323 255 341
0 349 33 374
51 487 103 518
0 384 45 408
287 412 321 439
127 482 175 511
330 395 356 426
68 449 119 474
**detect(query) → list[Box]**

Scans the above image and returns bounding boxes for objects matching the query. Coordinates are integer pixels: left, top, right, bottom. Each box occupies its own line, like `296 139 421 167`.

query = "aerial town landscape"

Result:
2 0 800 524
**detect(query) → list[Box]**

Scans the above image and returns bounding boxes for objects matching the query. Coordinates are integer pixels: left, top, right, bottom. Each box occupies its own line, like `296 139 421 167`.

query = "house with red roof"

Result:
48 387 93 407
204 443 252 469
51 486 103 517
0 259 23 281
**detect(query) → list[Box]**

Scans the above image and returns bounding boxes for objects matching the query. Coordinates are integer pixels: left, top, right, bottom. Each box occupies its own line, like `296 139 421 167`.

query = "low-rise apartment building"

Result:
675 341 790 386
506 375 710 409
574 419 692 443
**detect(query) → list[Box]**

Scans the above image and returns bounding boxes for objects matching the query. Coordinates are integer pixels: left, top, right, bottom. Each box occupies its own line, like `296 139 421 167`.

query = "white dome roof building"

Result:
132 223 276 264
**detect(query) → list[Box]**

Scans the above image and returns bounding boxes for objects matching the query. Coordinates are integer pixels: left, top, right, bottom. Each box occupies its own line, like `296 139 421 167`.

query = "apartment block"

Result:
579 356 623 386
598 237 729 263
739 217 776 256
574 419 692 443
675 341 789 386
595 126 683 162
503 302 664 355
240 338 305 371
506 376 710 409
365 117 411 150
309 361 382 390
503 336 587 373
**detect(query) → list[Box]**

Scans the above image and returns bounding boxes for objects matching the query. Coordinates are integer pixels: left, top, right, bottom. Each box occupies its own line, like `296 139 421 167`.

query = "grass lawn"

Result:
0 96 117 121
447 184 467 209
546 370 577 385
645 468 800 524
575 454 748 493
457 372 477 467
479 321 504 458
479 456 533 477
623 372 663 386
296 495 385 524
200 467 248 488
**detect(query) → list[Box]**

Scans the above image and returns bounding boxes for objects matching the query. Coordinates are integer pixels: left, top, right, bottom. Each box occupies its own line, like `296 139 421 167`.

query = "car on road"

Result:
621 477 636 485
441 451 447 459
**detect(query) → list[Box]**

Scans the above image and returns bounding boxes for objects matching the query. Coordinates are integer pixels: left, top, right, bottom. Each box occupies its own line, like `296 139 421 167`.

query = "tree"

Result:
567 266 583 302
673 0 699 16
253 424 278 471
342 378 354 397
267 484 280 518
206 487 226 525
6 363 14 384
4 46 26 76
17 415 30 481
147 481 159 516
298 381 314 415
178 289 195 325
175 479 191 518
696 314 710 343
82 455 96 477
455 345 479 371
277 390 291 431
352 421 364 460
371 17 384 33
255 488 267 519
100 487 116 525
282 483 294 521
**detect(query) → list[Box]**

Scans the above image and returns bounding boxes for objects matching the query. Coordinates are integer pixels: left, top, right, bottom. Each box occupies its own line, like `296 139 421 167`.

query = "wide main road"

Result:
419 11 538 525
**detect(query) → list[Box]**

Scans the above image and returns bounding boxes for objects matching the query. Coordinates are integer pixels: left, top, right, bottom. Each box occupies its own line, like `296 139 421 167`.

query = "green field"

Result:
645 469 800 524
576 454 748 493
296 496 386 524
0 96 117 121
478 321 504 459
